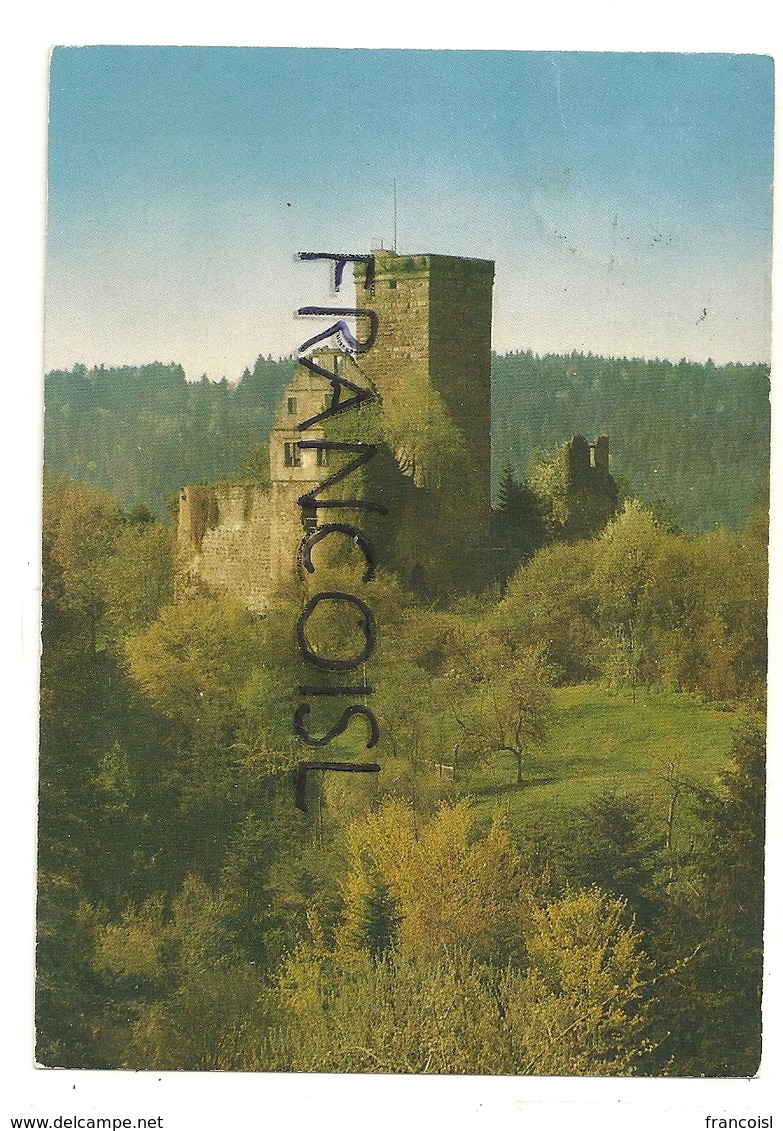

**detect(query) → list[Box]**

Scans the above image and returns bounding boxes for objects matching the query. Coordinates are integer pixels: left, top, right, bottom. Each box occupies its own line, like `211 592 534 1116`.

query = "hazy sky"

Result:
45 47 774 379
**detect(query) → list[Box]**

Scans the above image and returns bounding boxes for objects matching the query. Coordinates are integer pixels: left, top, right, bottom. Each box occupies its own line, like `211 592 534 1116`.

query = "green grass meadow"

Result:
459 682 741 841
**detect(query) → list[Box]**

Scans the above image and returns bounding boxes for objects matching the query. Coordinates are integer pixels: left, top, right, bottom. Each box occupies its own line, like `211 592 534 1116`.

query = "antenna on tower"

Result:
393 179 398 252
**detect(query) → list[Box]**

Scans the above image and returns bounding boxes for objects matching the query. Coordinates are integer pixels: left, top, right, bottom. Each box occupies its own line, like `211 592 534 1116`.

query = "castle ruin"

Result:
177 249 495 608
176 249 616 607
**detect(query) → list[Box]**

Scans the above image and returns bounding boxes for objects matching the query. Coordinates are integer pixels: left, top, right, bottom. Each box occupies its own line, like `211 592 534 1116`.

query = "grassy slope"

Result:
459 683 741 843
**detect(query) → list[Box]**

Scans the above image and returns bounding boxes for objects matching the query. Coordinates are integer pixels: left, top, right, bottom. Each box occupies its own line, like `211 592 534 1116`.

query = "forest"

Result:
37 415 767 1075
43 351 770 532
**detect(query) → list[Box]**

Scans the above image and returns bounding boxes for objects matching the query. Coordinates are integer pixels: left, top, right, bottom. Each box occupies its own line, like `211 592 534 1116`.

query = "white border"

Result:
3 4 780 1129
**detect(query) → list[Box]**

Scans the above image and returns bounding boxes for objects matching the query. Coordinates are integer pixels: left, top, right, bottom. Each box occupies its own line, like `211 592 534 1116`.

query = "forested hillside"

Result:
493 352 769 531
43 358 294 517
43 352 769 531
37 476 766 1073
37 347 769 1072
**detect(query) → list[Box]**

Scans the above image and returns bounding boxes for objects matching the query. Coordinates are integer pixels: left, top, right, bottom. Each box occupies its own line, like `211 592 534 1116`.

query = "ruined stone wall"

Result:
540 434 618 541
176 483 273 613
591 434 610 474
176 362 335 610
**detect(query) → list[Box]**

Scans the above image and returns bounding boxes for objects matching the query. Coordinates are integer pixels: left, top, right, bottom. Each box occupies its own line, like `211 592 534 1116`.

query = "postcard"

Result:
30 41 774 1101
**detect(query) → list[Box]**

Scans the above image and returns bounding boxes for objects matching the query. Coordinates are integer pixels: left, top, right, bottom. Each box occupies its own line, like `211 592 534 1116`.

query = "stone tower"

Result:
356 250 495 562
267 354 333 582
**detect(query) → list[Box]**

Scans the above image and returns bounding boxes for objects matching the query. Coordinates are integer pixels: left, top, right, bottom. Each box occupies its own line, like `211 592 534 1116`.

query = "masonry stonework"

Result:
358 251 494 546
177 483 273 613
176 249 497 608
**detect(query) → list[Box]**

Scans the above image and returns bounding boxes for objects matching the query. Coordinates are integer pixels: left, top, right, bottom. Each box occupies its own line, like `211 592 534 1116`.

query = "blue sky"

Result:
45 47 774 377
